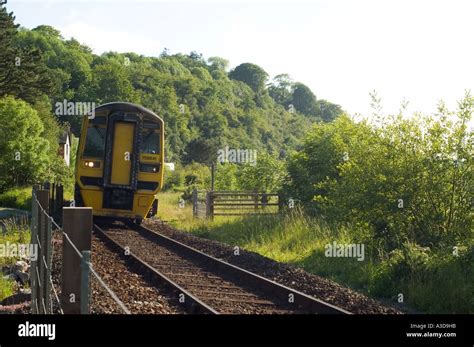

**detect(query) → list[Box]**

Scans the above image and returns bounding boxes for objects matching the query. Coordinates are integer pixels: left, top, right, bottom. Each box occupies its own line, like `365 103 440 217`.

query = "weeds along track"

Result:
93 222 351 315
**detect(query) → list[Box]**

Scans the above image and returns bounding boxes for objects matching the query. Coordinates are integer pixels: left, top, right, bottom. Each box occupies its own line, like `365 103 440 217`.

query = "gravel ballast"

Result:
144 219 403 315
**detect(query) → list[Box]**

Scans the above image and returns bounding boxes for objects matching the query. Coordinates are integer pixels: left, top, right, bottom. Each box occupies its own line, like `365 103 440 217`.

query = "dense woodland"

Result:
0 6 342 192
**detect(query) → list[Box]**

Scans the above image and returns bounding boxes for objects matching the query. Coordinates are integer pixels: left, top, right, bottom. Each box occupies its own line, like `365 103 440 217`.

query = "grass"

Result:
0 218 30 301
157 191 474 314
0 275 15 301
156 191 196 226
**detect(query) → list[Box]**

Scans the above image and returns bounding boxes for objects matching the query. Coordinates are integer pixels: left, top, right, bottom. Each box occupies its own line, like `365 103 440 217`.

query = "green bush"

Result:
285 95 473 252
0 275 15 301
163 164 184 191
0 187 32 210
0 96 51 191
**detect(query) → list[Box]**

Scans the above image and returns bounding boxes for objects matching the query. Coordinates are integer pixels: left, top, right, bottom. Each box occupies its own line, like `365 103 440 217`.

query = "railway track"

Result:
93 222 351 315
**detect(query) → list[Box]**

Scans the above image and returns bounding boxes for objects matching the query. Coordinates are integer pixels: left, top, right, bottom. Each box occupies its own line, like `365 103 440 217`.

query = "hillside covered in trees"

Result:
1 5 342 180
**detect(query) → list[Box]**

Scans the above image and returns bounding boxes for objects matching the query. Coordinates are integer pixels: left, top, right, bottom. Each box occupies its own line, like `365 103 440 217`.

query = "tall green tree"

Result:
207 56 229 71
0 7 52 103
318 99 343 122
229 63 268 94
268 74 293 106
89 61 138 104
291 82 318 117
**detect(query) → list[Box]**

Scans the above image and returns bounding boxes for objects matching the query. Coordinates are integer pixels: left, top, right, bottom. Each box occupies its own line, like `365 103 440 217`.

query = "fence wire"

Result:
31 189 130 314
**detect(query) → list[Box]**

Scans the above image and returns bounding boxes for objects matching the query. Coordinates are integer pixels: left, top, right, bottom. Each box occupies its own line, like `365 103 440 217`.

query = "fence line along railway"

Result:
28 182 351 314
31 184 131 314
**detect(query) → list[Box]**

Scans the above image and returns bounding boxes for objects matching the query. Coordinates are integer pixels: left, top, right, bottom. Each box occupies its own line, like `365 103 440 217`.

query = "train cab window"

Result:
83 126 106 158
140 129 160 154
89 116 107 125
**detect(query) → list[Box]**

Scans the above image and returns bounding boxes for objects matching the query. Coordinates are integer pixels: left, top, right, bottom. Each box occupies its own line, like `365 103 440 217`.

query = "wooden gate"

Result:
192 190 282 219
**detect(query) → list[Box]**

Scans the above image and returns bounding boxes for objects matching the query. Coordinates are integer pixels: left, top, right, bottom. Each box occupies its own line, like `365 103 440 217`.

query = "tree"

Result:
90 61 137 104
0 96 51 190
183 137 222 165
32 95 61 157
15 26 93 101
318 99 343 122
268 74 293 106
32 25 62 38
0 7 52 104
237 153 284 192
229 63 268 93
291 82 318 117
285 115 364 208
208 56 229 71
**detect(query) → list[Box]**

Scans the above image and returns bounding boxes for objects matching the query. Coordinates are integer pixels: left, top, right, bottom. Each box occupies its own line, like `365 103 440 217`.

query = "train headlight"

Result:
139 163 160 173
84 160 101 168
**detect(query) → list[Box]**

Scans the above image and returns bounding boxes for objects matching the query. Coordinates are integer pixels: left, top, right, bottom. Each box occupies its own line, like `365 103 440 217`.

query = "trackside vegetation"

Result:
162 95 473 313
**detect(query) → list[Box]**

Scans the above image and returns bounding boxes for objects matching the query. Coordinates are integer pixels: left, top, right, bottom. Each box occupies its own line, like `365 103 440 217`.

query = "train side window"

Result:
140 129 159 154
83 126 106 158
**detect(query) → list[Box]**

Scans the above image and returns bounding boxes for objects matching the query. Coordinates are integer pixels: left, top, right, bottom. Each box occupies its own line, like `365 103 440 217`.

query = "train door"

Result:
110 121 135 186
103 113 140 211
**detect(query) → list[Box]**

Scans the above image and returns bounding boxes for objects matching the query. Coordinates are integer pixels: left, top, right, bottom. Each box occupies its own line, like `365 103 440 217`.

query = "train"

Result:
74 102 164 225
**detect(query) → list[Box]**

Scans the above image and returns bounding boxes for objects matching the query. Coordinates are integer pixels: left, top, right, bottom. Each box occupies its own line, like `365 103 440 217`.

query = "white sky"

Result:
8 0 474 117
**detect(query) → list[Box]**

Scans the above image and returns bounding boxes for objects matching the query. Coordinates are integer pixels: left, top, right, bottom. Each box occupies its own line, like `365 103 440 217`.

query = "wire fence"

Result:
30 184 130 314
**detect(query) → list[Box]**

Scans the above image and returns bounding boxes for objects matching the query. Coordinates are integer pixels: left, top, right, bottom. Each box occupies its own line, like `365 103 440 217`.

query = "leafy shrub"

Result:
0 187 32 210
285 95 473 252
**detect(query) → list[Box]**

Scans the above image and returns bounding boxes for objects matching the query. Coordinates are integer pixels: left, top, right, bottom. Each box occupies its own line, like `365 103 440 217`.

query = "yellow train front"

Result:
74 102 164 224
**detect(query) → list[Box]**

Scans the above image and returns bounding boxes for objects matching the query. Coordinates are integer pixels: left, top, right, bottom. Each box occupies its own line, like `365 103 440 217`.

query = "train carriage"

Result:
74 102 164 224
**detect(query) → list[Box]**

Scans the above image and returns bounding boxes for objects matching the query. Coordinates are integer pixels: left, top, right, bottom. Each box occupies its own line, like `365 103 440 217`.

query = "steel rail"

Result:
93 224 219 314
132 224 352 315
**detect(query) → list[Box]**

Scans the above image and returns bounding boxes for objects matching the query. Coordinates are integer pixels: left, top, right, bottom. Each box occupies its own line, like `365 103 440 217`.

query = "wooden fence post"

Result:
211 163 215 191
61 207 92 314
43 210 52 314
57 184 63 211
210 192 214 220
192 189 197 218
30 187 38 314
206 191 214 220
206 191 210 219
254 189 259 211
278 194 284 213
51 183 55 214
262 192 268 210
35 190 49 314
